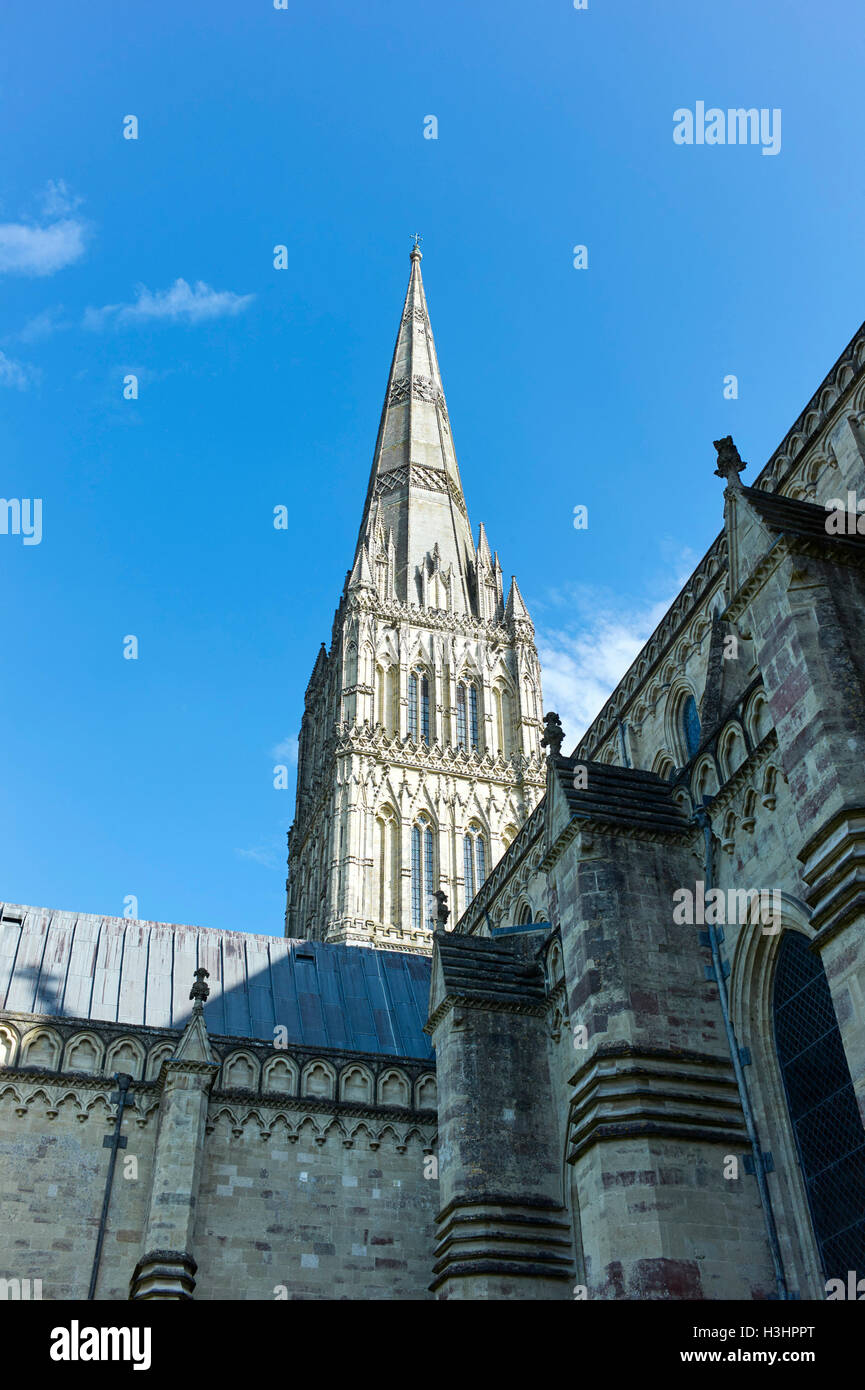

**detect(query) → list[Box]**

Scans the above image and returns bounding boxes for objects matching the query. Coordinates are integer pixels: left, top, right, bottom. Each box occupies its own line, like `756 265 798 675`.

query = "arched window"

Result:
518 903 533 926
457 679 479 750
411 813 436 932
773 931 865 1279
408 669 430 742
463 823 487 905
682 693 701 759
376 664 397 734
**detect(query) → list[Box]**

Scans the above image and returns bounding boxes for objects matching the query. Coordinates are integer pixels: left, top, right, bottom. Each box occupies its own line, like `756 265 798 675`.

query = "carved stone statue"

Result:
541 711 565 758
434 890 450 929
713 435 747 484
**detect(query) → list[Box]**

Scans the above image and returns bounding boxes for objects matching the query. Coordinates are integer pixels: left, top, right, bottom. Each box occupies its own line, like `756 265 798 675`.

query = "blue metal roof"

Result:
0 904 433 1059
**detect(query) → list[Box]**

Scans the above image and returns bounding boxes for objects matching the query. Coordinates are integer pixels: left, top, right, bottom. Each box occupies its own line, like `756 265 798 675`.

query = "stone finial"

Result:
434 890 450 928
713 435 747 487
410 233 423 262
189 967 210 1011
541 711 565 758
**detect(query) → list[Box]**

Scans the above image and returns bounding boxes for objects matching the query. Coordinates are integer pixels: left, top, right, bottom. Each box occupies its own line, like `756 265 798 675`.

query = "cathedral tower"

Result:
285 246 546 950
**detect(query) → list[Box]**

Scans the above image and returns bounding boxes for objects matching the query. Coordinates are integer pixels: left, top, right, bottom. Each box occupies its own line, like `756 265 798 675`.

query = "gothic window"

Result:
408 669 430 742
682 693 702 759
773 931 865 1279
457 679 479 750
463 823 487 905
411 813 436 932
518 902 533 925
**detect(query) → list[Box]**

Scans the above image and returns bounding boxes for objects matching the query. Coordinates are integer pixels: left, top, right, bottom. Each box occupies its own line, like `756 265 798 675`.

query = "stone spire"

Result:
351 245 476 614
286 246 547 950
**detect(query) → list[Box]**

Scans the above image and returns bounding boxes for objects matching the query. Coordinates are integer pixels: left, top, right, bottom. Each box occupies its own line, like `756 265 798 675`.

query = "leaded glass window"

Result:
773 931 865 1279
412 815 436 932
682 693 701 760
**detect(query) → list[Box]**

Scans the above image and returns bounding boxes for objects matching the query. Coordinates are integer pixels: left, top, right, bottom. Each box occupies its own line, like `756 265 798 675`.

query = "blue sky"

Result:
1 0 862 936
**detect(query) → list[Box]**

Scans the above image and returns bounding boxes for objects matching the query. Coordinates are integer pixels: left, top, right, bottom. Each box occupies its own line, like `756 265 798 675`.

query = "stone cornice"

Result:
341 592 536 644
0 1013 438 1073
424 991 547 1035
209 1088 436 1124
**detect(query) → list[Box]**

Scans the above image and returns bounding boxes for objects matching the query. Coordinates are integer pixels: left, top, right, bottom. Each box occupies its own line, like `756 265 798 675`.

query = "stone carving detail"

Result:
373 464 451 501
713 435 747 483
388 377 411 405
541 711 565 758
387 374 447 413
412 374 439 403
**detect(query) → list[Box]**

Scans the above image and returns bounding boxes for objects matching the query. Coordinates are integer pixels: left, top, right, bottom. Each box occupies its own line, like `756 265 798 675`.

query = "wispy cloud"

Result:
15 306 71 343
84 278 255 330
0 219 87 277
272 735 298 767
0 183 87 276
235 844 281 870
535 550 697 750
0 350 38 389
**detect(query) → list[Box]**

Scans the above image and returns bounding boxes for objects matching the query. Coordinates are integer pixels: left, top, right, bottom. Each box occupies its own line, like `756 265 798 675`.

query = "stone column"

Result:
427 931 574 1299
129 983 218 1300
554 825 778 1300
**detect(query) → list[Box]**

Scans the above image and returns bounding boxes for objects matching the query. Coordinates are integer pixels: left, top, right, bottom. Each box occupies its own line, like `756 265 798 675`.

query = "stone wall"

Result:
0 1014 438 1300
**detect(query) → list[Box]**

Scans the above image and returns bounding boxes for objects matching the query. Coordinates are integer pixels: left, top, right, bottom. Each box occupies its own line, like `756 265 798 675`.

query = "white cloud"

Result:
0 218 87 276
39 180 83 218
535 553 697 751
16 306 70 342
84 278 255 329
272 735 298 767
235 844 281 869
0 350 36 389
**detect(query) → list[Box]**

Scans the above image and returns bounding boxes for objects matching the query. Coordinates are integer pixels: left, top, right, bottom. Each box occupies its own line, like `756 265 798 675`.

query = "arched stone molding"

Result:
262 1054 298 1095
301 1059 336 1100
105 1036 146 1080
339 1063 374 1104
652 751 676 781
21 1026 62 1070
728 895 826 1299
744 689 773 746
414 1073 437 1109
222 1050 261 1091
665 680 700 767
0 1021 20 1067
546 939 565 989
718 722 748 782
378 1068 410 1107
145 1042 175 1081
691 755 719 805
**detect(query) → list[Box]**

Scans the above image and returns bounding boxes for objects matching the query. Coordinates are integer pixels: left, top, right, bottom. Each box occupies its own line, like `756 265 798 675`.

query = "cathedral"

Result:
2 248 865 1301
